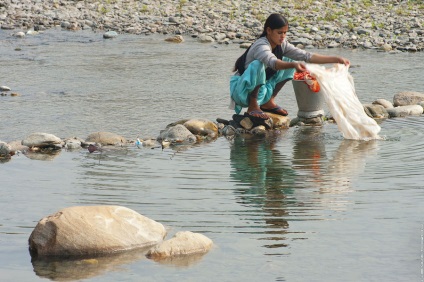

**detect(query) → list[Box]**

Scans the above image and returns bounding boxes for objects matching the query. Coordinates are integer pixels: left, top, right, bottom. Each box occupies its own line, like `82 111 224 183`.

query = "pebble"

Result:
0 0 422 51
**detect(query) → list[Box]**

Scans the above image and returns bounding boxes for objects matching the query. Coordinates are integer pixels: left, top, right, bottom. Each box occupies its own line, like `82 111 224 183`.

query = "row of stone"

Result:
1 0 423 52
1 92 423 161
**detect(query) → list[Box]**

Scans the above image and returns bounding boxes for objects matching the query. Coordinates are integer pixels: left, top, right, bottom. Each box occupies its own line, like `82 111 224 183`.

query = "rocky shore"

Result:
1 0 423 51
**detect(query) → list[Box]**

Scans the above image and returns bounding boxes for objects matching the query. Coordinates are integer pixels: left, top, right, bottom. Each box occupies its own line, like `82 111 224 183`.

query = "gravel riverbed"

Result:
1 0 423 51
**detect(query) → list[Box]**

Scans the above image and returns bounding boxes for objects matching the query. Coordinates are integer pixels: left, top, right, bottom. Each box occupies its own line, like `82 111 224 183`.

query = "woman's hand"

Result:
336 56 350 66
294 62 307 72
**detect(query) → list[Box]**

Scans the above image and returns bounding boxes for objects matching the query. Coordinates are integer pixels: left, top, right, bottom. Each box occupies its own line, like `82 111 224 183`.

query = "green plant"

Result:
178 0 187 14
140 4 149 13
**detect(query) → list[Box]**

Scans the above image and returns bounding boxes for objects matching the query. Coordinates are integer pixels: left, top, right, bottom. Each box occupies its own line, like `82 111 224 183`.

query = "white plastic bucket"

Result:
292 80 325 118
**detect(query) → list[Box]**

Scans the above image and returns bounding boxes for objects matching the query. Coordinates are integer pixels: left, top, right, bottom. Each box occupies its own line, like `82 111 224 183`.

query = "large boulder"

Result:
146 231 213 260
22 133 62 148
393 91 424 107
85 132 126 145
183 119 218 137
28 206 166 257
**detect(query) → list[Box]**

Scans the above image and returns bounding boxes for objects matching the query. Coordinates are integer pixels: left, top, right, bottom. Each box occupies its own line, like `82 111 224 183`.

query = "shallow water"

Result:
0 28 423 282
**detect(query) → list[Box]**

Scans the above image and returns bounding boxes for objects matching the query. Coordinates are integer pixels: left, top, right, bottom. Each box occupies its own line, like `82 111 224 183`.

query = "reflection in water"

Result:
151 252 209 268
32 246 207 281
230 133 296 250
230 127 379 250
24 150 62 161
31 248 148 281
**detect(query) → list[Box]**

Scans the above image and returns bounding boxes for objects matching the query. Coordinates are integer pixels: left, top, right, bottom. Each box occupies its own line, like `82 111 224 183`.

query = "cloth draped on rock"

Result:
229 58 295 114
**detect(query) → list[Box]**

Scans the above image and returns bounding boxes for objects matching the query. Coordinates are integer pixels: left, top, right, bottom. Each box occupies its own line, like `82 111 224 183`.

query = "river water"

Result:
0 28 423 282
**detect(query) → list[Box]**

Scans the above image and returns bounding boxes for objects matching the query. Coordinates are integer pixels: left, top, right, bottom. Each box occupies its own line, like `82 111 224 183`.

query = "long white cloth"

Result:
306 64 381 140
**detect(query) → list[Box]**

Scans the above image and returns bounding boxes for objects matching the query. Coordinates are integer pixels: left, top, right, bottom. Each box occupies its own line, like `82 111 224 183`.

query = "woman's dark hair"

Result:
259 13 289 37
233 13 289 79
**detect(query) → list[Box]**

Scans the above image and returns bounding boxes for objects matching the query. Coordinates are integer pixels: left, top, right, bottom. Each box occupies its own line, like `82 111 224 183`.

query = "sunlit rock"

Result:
183 119 218 137
239 116 254 130
387 105 424 118
14 31 25 38
146 231 213 260
22 132 62 148
28 206 167 257
372 98 393 109
85 132 126 146
165 35 184 43
264 112 291 129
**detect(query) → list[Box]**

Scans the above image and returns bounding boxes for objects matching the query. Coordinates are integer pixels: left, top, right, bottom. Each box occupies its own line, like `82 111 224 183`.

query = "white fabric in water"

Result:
306 64 381 140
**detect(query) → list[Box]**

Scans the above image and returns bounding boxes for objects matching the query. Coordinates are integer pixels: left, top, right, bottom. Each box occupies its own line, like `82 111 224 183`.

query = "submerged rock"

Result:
146 231 213 260
28 206 167 257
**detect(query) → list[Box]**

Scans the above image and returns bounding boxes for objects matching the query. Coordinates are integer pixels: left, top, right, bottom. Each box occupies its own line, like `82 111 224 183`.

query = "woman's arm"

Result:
310 54 350 65
275 60 307 72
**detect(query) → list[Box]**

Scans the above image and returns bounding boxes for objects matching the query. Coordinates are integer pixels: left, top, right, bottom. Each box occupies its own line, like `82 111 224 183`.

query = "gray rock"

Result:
29 206 166 257
387 105 424 118
222 125 236 137
7 140 28 153
363 104 389 119
22 133 62 148
393 91 424 106
197 34 214 43
158 124 197 144
85 132 126 146
0 141 12 158
14 31 25 38
250 125 267 136
103 31 118 39
64 138 82 150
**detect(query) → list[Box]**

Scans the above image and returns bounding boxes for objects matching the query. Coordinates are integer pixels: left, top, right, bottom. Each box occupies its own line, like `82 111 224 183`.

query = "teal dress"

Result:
230 58 295 114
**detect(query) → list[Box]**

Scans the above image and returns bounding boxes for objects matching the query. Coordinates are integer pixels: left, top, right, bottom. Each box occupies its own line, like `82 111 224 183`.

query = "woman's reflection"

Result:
230 133 296 249
229 127 378 250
